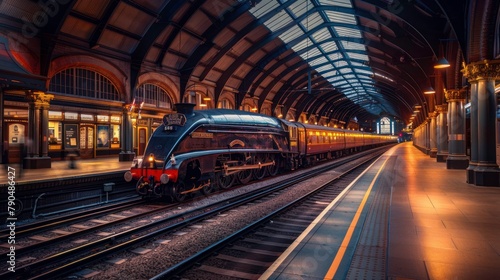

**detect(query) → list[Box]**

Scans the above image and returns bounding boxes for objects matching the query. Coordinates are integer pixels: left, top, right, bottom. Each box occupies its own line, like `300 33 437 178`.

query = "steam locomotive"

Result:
124 103 397 201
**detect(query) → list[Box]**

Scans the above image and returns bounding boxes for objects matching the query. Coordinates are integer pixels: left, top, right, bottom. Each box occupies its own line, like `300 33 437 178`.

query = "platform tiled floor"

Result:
385 143 500 279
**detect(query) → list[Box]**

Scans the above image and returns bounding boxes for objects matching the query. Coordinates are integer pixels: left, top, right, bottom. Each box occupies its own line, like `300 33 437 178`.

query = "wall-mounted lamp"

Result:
424 86 435 94
434 57 450 69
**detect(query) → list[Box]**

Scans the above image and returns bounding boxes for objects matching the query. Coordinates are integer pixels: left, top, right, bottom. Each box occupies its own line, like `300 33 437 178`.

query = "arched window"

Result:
218 98 233 109
242 104 253 112
261 107 271 116
135 83 173 109
49 68 120 101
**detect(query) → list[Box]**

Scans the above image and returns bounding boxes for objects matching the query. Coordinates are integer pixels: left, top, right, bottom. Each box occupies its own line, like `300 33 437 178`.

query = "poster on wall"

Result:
97 125 109 148
8 123 25 144
64 124 78 149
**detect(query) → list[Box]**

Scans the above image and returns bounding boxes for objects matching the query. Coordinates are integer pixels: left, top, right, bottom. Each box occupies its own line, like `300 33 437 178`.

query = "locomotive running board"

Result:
223 161 275 176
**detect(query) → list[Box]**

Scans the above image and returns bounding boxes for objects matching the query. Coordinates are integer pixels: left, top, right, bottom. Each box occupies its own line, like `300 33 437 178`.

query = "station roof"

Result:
0 0 470 126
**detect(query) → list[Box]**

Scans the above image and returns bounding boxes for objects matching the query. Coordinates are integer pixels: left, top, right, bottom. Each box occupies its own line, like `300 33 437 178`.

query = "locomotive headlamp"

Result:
160 174 169 184
124 171 133 182
148 153 156 168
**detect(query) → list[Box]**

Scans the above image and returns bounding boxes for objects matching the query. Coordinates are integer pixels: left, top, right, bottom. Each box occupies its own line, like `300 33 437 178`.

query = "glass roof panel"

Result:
340 41 365 51
334 26 361 38
301 12 323 31
264 10 293 32
320 42 338 52
328 76 344 82
316 65 333 73
288 0 308 17
347 52 369 61
325 11 356 24
309 56 328 66
312 27 331 42
280 25 304 43
249 0 279 17
355 69 373 76
291 37 313 52
318 0 353 8
249 0 389 116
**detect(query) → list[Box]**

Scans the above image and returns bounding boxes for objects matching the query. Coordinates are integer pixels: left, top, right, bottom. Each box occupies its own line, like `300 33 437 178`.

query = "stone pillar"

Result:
41 102 50 157
119 104 135 161
425 119 431 154
445 88 469 169
429 112 438 158
435 104 448 162
25 91 53 169
466 80 478 182
462 60 500 186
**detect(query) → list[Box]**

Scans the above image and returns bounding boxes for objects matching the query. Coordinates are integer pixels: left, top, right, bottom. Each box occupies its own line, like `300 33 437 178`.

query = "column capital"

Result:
429 112 438 118
435 104 448 113
445 88 466 102
26 91 54 107
461 59 500 82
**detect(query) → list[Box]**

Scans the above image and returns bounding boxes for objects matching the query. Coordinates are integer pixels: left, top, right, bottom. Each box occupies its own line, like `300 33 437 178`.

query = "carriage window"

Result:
290 127 297 140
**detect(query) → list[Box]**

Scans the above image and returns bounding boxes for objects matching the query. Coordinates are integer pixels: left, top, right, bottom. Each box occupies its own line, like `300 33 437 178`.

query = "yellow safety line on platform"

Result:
260 150 394 279
259 146 396 280
324 153 391 279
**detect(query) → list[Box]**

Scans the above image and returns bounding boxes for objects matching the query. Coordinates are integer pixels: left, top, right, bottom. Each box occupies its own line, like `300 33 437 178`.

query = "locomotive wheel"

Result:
172 183 187 202
253 156 267 180
216 172 235 189
237 157 254 184
202 180 214 195
238 169 253 184
266 157 280 176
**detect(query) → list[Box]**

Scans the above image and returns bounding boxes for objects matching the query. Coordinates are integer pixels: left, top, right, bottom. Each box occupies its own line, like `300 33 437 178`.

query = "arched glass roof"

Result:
249 0 391 115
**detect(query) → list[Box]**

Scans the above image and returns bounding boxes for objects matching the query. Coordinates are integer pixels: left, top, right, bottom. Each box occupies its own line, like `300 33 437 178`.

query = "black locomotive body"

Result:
124 103 397 200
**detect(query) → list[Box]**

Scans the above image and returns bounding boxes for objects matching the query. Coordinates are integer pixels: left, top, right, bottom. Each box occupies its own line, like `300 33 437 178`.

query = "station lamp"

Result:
434 57 450 69
424 86 435 94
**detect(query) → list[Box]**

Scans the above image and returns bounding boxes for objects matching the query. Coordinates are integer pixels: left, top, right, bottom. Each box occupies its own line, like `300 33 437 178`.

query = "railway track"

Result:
1 147 390 279
151 150 379 279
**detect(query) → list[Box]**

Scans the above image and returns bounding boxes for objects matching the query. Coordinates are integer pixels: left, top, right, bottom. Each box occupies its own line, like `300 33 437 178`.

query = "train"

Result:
124 103 397 200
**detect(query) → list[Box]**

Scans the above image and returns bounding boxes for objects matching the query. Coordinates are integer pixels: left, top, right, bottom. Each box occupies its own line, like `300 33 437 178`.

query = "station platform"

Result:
1 157 132 184
261 142 500 280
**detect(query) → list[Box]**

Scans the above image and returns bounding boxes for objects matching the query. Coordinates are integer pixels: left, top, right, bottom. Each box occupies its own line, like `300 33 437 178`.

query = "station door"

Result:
79 125 94 159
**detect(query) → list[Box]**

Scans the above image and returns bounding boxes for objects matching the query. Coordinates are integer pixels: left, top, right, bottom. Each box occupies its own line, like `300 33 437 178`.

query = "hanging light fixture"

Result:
434 57 450 69
434 40 450 69
424 86 435 94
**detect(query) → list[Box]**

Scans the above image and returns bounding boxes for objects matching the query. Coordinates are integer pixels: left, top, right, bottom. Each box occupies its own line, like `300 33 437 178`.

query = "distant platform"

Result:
1 157 131 185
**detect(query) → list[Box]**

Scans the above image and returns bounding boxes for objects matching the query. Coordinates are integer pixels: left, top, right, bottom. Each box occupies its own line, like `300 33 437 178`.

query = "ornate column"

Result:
119 104 135 161
435 104 448 162
462 60 500 186
25 91 53 169
466 79 478 182
445 88 469 169
429 112 438 158
425 119 431 154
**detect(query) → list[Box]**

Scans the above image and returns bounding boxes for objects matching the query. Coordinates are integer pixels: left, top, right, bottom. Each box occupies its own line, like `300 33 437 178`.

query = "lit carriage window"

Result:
135 83 173 109
49 68 120 101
